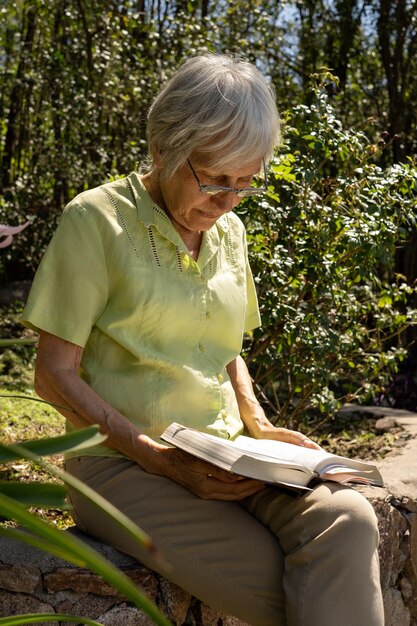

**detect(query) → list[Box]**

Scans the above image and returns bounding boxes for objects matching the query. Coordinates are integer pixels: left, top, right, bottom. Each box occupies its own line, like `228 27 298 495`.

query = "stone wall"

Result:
346 405 417 626
0 529 246 626
367 495 416 626
1 405 417 626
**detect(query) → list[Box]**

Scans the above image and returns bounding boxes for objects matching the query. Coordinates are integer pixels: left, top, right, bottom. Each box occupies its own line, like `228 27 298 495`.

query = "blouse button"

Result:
199 343 205 352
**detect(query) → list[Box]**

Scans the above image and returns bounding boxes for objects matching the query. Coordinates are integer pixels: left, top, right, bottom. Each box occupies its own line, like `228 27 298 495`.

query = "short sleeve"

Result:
21 200 109 347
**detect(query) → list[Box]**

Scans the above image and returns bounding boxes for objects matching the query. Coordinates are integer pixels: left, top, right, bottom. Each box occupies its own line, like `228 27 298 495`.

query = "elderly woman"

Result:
22 54 383 626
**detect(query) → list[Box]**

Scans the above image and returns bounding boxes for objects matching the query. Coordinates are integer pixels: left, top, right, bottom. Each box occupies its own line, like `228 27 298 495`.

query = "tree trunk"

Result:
0 3 37 190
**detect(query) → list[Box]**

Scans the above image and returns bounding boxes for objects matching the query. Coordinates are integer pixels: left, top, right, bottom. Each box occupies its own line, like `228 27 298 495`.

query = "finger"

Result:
201 476 265 501
187 457 246 482
294 434 321 450
277 429 321 450
204 468 247 482
303 439 321 450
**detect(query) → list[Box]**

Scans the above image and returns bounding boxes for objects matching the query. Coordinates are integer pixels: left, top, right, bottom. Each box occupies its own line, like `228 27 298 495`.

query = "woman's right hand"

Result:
144 439 265 501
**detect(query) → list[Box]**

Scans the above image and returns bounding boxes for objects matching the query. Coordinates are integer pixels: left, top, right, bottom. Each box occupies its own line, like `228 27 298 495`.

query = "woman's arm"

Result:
226 355 320 449
35 330 169 471
36 330 264 500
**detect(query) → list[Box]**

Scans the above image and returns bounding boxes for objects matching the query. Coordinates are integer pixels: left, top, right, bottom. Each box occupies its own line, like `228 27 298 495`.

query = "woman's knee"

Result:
315 485 380 551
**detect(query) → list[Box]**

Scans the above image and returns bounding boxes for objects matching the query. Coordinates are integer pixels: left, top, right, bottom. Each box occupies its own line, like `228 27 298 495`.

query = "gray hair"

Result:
146 53 280 180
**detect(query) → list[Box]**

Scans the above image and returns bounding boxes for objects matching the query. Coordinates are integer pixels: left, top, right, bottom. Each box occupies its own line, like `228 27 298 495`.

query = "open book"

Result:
160 423 384 491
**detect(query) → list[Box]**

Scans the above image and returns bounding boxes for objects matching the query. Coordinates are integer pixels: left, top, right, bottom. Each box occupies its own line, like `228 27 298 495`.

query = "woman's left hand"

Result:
226 357 322 450
251 420 322 450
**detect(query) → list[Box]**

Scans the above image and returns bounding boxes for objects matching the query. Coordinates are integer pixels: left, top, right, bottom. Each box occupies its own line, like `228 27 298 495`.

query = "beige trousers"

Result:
66 456 384 626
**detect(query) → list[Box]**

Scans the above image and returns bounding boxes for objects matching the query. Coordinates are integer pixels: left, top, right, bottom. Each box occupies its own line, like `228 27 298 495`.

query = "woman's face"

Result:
158 156 263 235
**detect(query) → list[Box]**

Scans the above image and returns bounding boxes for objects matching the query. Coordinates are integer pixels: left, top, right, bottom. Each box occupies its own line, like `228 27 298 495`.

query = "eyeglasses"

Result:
187 159 268 198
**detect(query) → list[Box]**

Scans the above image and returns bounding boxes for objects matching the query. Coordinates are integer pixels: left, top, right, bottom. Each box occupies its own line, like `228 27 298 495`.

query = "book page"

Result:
226 434 332 472
231 454 314 489
228 435 382 484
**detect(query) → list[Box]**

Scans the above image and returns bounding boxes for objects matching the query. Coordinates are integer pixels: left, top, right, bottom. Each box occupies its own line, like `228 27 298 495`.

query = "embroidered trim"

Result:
217 246 223 271
153 204 170 222
226 228 236 265
175 247 183 273
147 225 161 266
102 187 140 258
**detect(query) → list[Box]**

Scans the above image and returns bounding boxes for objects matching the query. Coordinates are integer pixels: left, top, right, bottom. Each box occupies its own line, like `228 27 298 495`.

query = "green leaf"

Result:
0 497 172 626
0 482 69 508
0 338 38 347
378 295 393 308
2 442 163 562
0 426 107 462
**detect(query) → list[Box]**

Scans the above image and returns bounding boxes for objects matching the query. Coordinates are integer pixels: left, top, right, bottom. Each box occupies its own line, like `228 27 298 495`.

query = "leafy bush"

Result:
240 75 417 430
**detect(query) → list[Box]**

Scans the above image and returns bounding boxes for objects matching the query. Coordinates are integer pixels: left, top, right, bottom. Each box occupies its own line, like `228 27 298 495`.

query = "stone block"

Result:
159 577 191 625
44 566 158 600
222 616 252 626
384 587 410 626
0 563 41 593
98 603 155 626
57 593 117 620
370 498 408 591
199 603 222 625
0 534 66 573
411 513 417 580
375 417 398 431
198 603 250 626
0 590 56 625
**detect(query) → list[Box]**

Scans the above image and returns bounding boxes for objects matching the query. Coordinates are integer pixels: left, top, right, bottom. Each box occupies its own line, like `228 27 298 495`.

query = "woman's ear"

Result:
151 145 163 169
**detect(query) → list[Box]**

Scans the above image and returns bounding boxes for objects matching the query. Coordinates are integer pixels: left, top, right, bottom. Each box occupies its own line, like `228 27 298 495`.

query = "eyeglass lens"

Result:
187 159 267 197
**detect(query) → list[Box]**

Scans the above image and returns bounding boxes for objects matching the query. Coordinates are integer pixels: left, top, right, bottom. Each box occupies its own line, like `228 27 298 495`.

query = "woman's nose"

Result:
211 190 240 212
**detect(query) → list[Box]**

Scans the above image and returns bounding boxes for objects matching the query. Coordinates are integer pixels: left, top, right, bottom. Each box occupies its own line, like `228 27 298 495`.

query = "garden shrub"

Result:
240 75 417 430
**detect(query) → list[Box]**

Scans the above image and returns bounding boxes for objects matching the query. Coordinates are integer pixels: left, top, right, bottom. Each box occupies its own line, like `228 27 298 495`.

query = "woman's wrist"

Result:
133 433 176 477
243 411 274 439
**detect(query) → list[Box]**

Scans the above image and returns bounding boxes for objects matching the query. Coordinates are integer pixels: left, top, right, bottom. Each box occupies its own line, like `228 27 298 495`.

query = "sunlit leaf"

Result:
2 441 164 562
0 426 107 462
0 496 172 626
0 481 69 508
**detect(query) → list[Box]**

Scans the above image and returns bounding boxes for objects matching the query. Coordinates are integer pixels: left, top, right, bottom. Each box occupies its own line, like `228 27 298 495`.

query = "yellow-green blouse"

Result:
22 172 261 457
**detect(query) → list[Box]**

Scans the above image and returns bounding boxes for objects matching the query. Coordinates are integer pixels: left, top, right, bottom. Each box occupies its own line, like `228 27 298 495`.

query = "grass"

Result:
0 303 72 527
0 303 65 445
0 390 72 527
0 394 65 443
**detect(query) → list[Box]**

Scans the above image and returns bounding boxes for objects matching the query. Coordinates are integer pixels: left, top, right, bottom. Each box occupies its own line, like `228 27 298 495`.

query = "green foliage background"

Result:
240 79 417 427
1 0 417 426
2 0 417 278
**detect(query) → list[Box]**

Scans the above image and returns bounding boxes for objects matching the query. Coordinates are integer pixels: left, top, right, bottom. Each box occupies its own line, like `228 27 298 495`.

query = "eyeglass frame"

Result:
186 159 268 198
